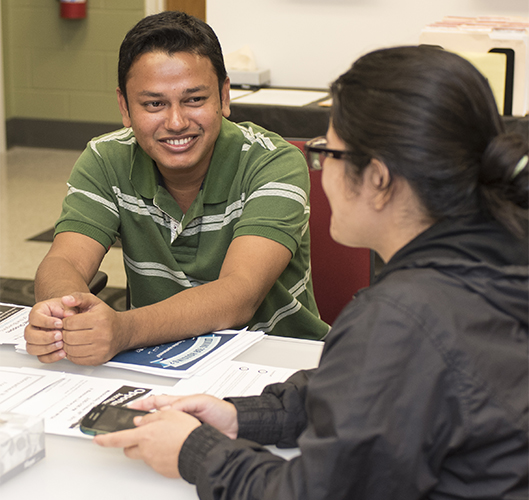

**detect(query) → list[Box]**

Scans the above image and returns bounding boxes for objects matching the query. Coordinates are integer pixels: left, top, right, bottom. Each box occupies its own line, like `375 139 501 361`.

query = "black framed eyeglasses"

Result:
304 136 353 171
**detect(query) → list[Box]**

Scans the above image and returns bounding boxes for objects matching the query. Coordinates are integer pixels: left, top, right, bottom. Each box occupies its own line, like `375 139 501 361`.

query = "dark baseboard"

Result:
6 118 122 150
5 115 527 152
0 276 127 310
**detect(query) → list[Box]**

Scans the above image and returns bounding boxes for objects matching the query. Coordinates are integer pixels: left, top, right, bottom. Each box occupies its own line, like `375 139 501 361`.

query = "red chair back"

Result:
288 140 373 325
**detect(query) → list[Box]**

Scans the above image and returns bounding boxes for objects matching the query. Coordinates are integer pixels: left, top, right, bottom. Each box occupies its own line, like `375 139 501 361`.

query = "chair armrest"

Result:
88 271 108 296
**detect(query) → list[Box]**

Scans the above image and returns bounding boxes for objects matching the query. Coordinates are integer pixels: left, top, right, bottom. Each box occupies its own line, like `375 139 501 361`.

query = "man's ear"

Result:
221 77 231 119
116 87 132 128
366 158 393 210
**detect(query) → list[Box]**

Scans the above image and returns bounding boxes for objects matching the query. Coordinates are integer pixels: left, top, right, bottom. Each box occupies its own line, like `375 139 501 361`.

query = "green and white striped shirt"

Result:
56 119 329 340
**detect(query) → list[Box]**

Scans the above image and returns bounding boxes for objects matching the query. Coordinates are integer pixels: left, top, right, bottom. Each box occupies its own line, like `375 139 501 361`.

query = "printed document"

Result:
0 367 174 438
0 303 30 345
233 88 329 107
174 360 297 399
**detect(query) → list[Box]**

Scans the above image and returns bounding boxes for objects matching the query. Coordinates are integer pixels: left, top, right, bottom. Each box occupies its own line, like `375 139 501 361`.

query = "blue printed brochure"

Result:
105 330 264 379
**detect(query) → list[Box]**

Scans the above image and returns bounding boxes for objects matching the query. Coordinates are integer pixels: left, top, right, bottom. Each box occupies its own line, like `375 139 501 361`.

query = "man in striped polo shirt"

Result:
24 11 329 366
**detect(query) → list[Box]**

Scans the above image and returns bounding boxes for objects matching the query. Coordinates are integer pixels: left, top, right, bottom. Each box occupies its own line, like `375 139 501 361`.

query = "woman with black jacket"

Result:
95 46 528 500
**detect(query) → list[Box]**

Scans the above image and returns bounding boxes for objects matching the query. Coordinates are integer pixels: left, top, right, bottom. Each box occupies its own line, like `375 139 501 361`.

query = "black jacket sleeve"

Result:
178 369 313 484
227 369 314 447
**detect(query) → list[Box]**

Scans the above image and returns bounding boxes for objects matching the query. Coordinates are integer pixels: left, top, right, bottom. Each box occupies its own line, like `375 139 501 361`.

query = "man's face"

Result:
117 51 230 178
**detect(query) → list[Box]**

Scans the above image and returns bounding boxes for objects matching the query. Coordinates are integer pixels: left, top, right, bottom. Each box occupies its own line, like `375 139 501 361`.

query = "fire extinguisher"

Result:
60 0 87 19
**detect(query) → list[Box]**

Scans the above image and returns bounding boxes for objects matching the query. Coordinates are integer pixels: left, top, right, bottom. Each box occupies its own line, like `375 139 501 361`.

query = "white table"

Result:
0 336 323 499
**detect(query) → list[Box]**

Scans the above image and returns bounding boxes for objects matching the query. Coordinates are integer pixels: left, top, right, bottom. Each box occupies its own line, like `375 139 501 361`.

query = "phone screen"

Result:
80 404 148 435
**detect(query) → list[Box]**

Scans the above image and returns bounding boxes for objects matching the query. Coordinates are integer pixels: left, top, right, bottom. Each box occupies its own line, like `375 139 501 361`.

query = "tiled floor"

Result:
0 146 127 289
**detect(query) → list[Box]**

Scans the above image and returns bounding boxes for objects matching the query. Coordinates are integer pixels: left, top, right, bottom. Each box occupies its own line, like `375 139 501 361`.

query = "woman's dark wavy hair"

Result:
118 11 227 104
331 45 528 238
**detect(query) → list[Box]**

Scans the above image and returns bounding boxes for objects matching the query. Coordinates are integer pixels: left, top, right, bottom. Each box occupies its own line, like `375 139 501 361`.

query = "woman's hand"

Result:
129 394 239 439
94 409 201 478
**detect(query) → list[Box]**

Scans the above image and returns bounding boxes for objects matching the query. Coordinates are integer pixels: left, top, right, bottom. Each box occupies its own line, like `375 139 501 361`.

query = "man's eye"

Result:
145 101 163 108
187 96 205 104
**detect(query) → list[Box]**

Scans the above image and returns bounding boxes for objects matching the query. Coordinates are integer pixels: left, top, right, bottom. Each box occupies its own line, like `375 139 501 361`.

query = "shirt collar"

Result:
201 118 240 204
130 144 159 199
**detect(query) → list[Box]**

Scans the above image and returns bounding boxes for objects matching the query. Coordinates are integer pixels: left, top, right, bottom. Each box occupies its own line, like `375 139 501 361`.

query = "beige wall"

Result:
208 0 528 90
2 0 144 124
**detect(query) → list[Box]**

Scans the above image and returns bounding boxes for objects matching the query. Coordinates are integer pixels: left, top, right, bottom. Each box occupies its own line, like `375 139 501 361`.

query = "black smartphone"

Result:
80 403 149 436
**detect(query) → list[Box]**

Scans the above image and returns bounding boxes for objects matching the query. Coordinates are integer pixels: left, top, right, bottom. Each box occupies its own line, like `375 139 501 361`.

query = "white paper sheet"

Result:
173 360 297 399
233 88 329 107
1 367 175 438
0 303 30 345
229 88 255 101
0 367 64 413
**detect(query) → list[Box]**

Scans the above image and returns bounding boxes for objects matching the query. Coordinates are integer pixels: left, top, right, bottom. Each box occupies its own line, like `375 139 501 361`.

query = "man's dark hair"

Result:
118 11 228 103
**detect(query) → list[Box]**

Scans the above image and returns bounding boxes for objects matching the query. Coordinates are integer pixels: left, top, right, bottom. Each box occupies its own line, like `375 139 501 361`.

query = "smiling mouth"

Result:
164 137 194 146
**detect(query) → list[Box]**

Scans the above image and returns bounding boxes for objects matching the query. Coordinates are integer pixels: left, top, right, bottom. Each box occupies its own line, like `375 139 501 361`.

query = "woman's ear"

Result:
366 158 393 210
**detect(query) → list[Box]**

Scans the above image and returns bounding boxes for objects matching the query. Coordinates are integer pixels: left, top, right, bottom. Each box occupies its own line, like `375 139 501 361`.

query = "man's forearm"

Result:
115 236 291 353
34 255 92 302
116 273 260 352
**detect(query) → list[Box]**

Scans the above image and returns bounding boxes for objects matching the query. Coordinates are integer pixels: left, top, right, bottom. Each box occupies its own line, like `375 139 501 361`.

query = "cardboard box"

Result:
0 413 45 484
420 16 529 116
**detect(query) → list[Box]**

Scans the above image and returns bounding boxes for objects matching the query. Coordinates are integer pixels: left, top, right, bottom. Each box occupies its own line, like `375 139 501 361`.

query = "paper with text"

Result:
0 367 174 438
174 360 297 399
0 303 30 345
